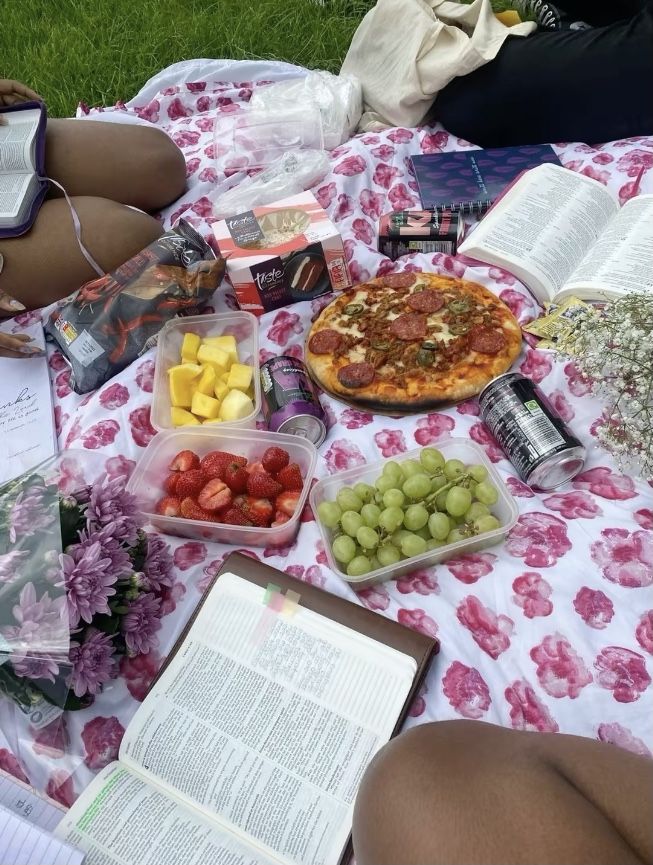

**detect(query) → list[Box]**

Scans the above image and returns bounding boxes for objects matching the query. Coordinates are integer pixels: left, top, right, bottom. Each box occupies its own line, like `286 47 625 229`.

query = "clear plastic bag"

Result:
212 149 331 219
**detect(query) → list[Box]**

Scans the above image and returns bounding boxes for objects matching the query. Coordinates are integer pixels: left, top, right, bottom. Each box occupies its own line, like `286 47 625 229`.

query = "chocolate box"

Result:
212 192 352 316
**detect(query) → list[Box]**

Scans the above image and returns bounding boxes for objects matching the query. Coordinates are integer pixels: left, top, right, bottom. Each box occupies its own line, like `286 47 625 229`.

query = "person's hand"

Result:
0 331 43 358
0 287 27 319
0 79 41 106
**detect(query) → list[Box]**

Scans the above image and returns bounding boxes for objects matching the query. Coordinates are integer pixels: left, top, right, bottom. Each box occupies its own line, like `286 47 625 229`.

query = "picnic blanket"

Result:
1 59 651 808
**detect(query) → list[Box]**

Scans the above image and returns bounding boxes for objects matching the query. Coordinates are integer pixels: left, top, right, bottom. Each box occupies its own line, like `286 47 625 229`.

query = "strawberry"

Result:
169 449 200 472
180 497 215 522
220 506 253 526
246 471 283 499
262 446 290 474
164 473 180 495
200 450 247 479
276 463 304 492
272 510 291 527
155 496 181 516
275 490 301 517
198 479 233 512
245 460 265 475
240 496 274 527
224 462 249 493
176 469 208 499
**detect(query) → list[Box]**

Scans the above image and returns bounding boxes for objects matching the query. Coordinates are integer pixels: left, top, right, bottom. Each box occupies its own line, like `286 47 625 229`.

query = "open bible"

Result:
56 555 437 865
458 163 653 306
0 101 48 237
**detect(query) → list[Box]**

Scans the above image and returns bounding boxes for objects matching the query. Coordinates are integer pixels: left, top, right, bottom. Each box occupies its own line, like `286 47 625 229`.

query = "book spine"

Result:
425 200 492 216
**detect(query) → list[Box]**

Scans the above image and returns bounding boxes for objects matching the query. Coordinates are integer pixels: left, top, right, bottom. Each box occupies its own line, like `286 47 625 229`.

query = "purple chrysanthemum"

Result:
59 542 116 627
0 549 29 583
4 583 68 682
121 593 161 655
142 535 174 594
86 475 140 547
76 525 132 581
68 628 117 698
9 485 56 543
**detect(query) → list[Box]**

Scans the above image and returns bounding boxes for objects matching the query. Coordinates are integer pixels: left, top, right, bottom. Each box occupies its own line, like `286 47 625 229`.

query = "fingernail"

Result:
9 299 26 310
20 346 44 356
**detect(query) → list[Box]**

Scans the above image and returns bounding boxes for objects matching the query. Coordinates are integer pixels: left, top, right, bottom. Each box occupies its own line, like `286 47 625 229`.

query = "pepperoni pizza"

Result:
305 272 522 411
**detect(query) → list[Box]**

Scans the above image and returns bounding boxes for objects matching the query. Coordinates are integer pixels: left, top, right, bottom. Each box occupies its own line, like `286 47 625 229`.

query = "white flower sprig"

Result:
559 292 653 480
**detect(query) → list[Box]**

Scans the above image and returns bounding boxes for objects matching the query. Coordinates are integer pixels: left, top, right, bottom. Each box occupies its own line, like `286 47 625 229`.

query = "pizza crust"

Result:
305 274 522 409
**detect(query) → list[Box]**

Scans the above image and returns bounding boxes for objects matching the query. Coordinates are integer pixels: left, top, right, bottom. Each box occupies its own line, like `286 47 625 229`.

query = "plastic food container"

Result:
150 311 261 432
126 427 317 548
310 438 519 589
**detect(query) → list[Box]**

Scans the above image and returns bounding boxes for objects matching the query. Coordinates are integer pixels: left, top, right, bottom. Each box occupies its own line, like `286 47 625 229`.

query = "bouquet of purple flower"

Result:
0 456 173 717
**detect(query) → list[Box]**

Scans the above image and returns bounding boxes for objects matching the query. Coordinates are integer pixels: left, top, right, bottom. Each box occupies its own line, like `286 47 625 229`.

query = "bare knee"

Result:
136 127 187 210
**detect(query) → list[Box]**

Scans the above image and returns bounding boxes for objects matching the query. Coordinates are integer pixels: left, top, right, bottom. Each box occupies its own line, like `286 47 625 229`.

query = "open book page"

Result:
558 194 653 302
0 108 40 219
0 768 65 832
56 763 280 865
0 173 35 219
458 163 618 305
1 803 83 865
119 572 416 865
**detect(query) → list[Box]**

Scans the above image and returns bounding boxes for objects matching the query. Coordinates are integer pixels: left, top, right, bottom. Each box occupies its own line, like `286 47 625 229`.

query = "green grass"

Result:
0 0 369 117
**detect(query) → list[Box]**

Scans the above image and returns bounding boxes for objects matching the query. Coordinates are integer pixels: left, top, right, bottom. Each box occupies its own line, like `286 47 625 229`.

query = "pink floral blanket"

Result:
1 60 651 807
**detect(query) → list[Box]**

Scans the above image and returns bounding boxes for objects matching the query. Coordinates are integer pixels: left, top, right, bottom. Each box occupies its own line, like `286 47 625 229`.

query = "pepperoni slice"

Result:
407 290 445 313
337 362 375 389
389 312 427 341
308 328 342 355
382 272 417 289
469 326 507 354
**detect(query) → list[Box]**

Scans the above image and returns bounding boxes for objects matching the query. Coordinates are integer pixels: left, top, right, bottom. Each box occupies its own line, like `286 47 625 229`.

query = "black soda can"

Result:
260 356 327 446
478 372 585 490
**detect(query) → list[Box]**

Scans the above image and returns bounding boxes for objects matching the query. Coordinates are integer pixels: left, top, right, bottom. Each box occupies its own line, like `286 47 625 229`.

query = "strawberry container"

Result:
310 438 519 589
126 427 317 547
150 311 261 432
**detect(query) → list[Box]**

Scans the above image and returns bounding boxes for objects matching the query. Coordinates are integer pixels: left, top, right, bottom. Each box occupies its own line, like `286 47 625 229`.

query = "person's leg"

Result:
353 720 653 865
0 197 164 309
45 119 187 211
435 1 653 146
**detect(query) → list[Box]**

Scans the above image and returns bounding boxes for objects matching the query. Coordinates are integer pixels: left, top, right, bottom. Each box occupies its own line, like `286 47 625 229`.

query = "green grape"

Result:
420 447 445 473
444 458 466 481
447 527 471 544
379 506 404 533
402 473 432 500
404 504 429 531
473 514 501 534
401 459 423 479
428 511 451 540
353 482 375 504
361 503 381 528
465 502 490 523
391 529 413 549
377 544 401 566
435 490 449 511
375 475 396 495
336 487 363 512
400 533 427 557
317 500 342 529
357 526 380 550
374 491 385 506
469 464 489 483
430 473 448 492
347 555 372 577
382 461 404 484
416 526 432 540
446 486 473 518
341 510 364 537
383 488 405 509
369 555 380 572
475 481 499 505
426 538 447 551
468 480 478 497
332 535 356 564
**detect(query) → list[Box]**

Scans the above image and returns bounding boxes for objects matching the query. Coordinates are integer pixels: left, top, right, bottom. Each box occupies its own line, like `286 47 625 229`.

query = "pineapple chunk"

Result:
191 391 221 419
214 379 229 401
220 371 230 384
202 334 238 365
227 363 253 392
196 364 216 396
171 407 201 427
196 344 229 375
181 332 201 363
218 389 255 422
168 363 202 408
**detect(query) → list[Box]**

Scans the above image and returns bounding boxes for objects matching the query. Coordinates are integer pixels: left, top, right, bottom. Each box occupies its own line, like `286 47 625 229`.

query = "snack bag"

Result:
46 221 225 393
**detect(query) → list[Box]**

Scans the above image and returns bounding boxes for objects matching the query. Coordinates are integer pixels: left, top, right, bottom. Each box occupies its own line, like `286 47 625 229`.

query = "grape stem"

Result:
424 472 473 508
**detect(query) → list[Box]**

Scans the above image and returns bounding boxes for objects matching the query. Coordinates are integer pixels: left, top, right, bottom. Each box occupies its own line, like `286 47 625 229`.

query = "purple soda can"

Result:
260 356 327 446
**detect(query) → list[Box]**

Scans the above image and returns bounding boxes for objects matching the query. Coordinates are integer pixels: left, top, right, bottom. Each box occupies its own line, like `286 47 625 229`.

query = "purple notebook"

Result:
0 101 48 238
411 145 561 215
